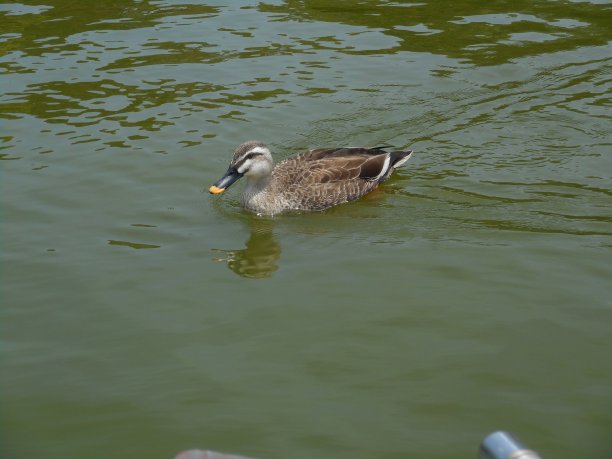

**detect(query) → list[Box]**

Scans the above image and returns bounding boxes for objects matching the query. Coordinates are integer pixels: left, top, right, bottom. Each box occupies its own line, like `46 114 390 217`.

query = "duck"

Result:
209 140 413 216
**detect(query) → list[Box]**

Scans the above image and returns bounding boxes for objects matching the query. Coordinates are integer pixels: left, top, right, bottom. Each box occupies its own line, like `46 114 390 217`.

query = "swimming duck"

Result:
209 140 413 216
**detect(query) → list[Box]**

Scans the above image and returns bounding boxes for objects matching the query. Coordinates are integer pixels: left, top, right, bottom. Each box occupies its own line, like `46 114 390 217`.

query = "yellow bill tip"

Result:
209 185 225 195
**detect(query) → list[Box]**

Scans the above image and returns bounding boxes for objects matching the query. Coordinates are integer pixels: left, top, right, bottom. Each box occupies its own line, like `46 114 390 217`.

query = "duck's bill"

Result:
209 169 243 194
208 185 225 194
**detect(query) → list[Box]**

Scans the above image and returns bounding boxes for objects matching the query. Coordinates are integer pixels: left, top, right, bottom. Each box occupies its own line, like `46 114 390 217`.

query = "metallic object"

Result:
479 431 542 459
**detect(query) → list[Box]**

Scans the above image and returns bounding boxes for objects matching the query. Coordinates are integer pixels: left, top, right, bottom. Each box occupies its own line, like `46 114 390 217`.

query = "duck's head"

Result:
209 141 273 194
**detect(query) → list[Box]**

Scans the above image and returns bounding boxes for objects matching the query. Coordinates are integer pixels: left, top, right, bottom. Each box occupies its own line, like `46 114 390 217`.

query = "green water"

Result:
2 1 611 458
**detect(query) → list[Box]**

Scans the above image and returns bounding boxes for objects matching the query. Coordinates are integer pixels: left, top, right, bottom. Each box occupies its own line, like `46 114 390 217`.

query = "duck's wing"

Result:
278 154 386 182
273 154 394 210
297 147 390 161
281 149 412 183
294 147 412 176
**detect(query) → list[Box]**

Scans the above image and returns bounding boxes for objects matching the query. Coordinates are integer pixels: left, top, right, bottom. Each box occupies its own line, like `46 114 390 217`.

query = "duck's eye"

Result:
245 152 261 160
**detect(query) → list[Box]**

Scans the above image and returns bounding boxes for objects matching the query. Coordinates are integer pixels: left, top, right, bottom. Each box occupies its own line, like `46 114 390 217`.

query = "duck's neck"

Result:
244 174 272 194
241 175 273 210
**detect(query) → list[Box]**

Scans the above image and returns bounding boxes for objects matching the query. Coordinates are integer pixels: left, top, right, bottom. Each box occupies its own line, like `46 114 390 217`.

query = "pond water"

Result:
2 1 611 458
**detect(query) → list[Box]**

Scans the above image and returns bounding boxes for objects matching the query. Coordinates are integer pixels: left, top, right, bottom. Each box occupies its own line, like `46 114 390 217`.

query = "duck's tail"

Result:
390 149 413 169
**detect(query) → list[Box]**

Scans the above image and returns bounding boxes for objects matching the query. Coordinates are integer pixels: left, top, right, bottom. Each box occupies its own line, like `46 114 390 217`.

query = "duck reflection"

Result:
212 218 280 278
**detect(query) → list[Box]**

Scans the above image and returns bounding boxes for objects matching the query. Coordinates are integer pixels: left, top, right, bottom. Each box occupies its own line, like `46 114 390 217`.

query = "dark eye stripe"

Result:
233 152 262 169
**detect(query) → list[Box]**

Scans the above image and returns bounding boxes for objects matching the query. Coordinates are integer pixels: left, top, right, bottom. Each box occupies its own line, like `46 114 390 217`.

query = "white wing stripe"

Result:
372 154 391 181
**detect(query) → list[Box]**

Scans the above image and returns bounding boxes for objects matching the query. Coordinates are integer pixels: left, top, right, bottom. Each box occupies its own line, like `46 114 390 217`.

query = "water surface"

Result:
2 1 612 459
